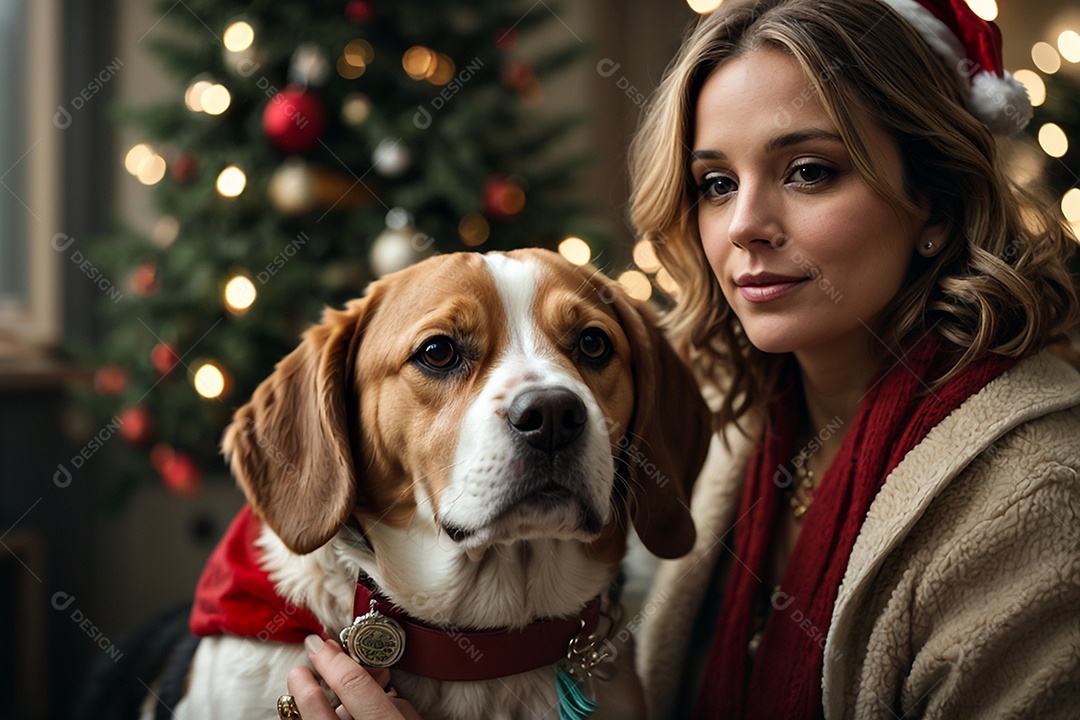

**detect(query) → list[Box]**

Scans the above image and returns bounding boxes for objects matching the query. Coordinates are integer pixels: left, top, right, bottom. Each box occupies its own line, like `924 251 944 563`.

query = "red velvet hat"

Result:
880 0 1033 135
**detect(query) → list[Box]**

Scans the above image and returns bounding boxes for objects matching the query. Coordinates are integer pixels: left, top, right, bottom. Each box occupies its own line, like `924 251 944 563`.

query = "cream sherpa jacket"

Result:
636 351 1080 719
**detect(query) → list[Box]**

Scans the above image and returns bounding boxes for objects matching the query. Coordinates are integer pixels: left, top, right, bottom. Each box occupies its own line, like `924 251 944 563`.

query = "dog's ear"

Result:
608 287 712 559
222 295 376 555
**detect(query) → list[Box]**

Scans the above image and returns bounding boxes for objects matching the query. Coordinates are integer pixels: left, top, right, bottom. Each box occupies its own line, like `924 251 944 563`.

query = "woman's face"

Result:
692 48 940 359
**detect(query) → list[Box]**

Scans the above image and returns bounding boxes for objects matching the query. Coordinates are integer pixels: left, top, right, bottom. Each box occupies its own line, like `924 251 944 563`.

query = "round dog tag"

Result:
339 610 406 668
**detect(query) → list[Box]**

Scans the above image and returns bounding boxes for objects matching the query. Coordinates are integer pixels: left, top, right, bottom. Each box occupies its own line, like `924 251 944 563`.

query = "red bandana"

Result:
189 506 326 643
694 333 1015 718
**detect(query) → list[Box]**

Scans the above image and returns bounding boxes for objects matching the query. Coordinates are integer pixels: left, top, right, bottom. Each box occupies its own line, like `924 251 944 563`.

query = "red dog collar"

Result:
345 577 601 682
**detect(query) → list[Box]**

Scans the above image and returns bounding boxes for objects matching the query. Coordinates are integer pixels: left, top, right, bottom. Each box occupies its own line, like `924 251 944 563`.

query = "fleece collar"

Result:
189 506 325 642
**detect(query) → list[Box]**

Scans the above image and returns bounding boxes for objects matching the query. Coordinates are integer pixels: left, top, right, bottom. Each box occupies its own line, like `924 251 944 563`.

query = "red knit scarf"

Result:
694 334 1015 718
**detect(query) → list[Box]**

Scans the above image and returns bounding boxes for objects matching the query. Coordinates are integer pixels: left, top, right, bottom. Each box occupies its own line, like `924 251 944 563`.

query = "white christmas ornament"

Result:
369 226 431 277
290 43 331 87
372 138 412 177
268 160 316 215
385 207 411 230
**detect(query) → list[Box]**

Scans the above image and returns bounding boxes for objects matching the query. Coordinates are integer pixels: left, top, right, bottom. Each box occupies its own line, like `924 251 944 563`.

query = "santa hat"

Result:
878 0 1033 135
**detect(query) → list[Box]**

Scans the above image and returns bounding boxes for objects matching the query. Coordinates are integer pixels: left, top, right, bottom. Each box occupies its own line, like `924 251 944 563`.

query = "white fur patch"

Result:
436 254 614 548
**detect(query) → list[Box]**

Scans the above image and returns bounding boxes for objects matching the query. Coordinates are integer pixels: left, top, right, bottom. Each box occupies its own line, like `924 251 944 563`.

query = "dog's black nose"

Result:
508 388 587 453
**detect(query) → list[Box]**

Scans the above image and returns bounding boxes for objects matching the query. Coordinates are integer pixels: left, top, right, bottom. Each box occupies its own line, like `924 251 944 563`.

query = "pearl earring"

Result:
925 241 934 251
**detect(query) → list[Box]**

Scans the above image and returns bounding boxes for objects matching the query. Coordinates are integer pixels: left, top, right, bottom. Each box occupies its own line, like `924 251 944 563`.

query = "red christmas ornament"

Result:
262 85 326 154
171 152 199 183
119 405 154 446
495 28 517 51
159 450 203 497
501 61 542 105
93 365 128 396
501 62 534 91
482 175 526 221
150 442 174 473
345 1 374 23
151 342 182 374
131 262 158 296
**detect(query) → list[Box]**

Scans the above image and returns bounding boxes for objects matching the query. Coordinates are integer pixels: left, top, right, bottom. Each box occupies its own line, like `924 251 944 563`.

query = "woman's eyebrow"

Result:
689 149 726 163
763 128 843 152
690 129 844 165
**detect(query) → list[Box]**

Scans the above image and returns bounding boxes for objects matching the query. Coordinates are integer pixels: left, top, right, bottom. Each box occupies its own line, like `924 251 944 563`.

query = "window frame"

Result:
0 0 62 352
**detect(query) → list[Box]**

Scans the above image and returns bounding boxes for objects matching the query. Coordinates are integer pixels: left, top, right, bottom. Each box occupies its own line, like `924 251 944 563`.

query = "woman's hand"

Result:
286 634 422 720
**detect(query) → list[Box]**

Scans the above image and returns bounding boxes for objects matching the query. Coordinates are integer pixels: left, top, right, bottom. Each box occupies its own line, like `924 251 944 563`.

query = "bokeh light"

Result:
200 84 231 115
687 0 724 13
344 39 374 67
124 143 153 175
618 270 653 301
1058 30 1080 63
633 240 662 273
558 236 592 266
337 55 366 80
223 21 255 52
1032 42 1061 74
341 94 372 125
136 154 167 185
224 275 257 312
655 268 680 295
184 79 213 112
1062 188 1080 223
403 46 438 80
1038 123 1068 158
216 165 247 197
193 363 226 399
1011 69 1045 107
458 214 490 247
964 0 997 21
429 54 456 85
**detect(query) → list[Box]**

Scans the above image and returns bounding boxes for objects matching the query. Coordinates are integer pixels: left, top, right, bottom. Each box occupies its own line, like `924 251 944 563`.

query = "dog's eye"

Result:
416 336 461 371
578 328 612 363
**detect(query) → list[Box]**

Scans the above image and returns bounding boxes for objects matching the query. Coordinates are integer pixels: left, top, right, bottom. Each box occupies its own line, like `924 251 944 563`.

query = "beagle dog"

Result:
167 248 710 720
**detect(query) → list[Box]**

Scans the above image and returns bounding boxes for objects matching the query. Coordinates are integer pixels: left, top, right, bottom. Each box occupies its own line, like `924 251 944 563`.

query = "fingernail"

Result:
305 634 325 654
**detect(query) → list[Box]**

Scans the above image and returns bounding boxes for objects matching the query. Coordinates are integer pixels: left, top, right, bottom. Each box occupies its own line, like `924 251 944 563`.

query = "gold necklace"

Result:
788 446 816 519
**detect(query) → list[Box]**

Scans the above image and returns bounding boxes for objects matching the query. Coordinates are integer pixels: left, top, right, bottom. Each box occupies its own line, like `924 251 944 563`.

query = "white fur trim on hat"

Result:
968 70 1034 135
876 0 1033 135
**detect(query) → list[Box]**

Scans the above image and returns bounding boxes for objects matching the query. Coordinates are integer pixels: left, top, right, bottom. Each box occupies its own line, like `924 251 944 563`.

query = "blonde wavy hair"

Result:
629 0 1079 430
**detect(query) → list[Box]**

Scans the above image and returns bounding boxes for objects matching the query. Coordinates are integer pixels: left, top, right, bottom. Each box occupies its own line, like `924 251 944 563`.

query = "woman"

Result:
629 0 1080 718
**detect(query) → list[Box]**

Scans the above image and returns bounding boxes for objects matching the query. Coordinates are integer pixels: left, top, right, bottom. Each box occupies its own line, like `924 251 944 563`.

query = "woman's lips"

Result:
737 278 809 303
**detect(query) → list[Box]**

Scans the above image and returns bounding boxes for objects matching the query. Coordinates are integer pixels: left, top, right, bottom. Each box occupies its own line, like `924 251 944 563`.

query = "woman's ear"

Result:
914 197 951 258
608 286 713 559
221 295 377 555
916 220 950 258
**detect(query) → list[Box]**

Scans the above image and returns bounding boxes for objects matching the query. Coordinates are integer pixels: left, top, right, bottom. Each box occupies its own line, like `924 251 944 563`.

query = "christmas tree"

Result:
1024 70 1080 228
74 0 602 503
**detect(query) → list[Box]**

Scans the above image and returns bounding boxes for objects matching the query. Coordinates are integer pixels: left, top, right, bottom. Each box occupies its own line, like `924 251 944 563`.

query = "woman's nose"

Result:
727 183 784 250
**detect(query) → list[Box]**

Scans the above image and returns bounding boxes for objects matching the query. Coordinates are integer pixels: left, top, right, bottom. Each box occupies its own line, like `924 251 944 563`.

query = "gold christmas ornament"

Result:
268 160 374 215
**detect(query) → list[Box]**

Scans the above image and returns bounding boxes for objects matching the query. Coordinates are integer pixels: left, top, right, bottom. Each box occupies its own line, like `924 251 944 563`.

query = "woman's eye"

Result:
698 173 737 199
788 163 833 185
415 336 460 371
578 328 612 363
